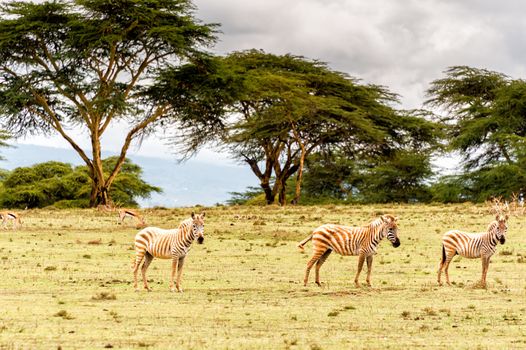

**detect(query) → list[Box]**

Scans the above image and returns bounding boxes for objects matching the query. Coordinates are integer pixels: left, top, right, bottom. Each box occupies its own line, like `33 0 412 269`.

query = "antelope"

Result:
118 208 146 227
0 211 22 230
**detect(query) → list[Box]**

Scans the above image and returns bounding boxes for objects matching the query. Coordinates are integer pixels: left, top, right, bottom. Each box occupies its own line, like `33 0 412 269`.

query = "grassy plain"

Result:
0 204 525 349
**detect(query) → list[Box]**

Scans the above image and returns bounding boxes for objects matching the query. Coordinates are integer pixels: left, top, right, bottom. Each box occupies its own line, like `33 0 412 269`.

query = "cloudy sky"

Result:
15 0 526 164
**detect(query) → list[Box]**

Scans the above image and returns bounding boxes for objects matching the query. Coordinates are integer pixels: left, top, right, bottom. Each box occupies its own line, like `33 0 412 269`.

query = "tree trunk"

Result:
89 178 110 207
261 181 276 204
291 147 307 205
278 182 287 206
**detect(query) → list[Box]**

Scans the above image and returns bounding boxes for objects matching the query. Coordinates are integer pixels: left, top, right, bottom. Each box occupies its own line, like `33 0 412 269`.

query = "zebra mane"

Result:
368 218 385 231
178 218 193 233
486 221 499 233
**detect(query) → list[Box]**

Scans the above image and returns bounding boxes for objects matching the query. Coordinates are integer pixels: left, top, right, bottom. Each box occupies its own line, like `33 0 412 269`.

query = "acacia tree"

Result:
221 51 390 205
159 50 438 205
426 66 526 198
0 0 216 206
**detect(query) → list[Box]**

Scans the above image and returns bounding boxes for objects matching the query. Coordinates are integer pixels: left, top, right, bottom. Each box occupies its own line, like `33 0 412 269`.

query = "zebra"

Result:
438 214 508 287
132 212 205 292
298 214 400 287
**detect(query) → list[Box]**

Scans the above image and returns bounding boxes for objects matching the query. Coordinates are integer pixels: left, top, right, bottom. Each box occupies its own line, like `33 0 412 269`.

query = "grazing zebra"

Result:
438 214 508 287
0 211 22 230
132 212 205 292
118 208 146 227
298 214 400 287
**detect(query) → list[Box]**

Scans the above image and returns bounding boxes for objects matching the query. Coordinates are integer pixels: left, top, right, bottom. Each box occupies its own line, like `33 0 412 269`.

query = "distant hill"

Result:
0 144 258 208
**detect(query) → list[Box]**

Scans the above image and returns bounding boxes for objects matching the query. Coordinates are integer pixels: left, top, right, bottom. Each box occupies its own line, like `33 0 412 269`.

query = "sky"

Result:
13 0 526 166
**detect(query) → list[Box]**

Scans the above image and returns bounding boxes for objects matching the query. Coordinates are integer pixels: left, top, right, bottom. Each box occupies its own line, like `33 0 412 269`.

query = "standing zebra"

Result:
132 212 205 292
438 214 508 287
298 214 400 287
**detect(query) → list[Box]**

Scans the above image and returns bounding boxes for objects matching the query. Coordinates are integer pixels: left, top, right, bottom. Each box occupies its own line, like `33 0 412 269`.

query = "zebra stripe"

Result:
438 214 508 287
132 212 205 292
298 214 400 287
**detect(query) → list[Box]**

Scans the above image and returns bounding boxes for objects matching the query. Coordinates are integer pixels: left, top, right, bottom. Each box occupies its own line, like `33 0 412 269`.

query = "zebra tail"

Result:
297 233 313 252
441 244 446 264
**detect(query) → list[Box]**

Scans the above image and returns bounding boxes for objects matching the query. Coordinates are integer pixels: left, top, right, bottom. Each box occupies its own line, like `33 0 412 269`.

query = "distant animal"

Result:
438 214 508 287
298 214 400 287
132 212 205 292
0 211 22 230
118 208 145 227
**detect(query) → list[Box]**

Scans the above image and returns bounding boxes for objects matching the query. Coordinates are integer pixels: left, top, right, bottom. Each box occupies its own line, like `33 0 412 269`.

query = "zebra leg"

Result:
304 251 324 286
314 250 332 287
480 256 490 287
443 256 454 286
437 260 443 286
141 252 154 291
170 257 179 292
176 256 186 292
354 254 366 287
365 256 373 287
132 251 145 291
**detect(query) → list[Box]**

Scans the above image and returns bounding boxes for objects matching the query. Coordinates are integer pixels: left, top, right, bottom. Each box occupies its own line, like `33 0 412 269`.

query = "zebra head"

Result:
191 212 206 244
495 214 508 244
381 215 400 248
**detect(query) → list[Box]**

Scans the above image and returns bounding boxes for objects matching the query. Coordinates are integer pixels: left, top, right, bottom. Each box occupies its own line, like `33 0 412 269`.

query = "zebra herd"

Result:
131 211 509 292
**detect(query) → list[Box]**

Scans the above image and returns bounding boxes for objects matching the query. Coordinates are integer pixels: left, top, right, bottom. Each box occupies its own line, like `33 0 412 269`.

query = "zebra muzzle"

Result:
499 237 506 244
197 236 204 244
392 238 400 248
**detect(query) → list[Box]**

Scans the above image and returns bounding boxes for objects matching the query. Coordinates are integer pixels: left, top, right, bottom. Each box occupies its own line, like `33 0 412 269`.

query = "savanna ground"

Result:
0 204 525 349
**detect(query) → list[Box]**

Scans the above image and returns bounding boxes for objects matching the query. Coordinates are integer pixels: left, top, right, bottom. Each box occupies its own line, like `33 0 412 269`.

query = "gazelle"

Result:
0 211 22 230
118 208 146 227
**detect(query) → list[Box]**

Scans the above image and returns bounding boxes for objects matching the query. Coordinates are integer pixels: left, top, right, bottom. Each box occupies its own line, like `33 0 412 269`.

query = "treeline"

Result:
0 2 523 207
229 66 526 205
0 158 160 209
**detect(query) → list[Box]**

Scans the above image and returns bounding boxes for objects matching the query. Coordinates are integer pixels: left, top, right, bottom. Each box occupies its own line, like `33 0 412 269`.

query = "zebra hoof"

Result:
134 288 140 292
170 288 175 293
177 289 184 293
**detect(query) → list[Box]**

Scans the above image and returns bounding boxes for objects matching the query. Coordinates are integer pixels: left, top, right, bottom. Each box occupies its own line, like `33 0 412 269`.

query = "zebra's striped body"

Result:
0 211 21 230
438 214 508 287
132 212 205 292
298 215 400 287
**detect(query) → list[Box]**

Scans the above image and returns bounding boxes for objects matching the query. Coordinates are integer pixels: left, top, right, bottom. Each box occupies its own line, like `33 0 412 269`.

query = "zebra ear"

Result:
191 212 195 219
201 212 206 218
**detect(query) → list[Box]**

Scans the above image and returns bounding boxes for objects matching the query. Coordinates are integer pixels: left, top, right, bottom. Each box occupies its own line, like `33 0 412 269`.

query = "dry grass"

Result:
0 204 525 349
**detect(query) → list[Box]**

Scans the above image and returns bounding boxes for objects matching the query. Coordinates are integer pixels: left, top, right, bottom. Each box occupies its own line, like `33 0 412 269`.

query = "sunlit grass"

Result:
0 204 525 349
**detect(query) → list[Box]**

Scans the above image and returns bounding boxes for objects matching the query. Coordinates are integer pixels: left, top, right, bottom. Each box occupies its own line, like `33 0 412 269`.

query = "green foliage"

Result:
166 50 440 205
302 153 355 200
427 66 526 201
429 175 470 203
353 151 433 203
0 158 161 208
0 0 216 206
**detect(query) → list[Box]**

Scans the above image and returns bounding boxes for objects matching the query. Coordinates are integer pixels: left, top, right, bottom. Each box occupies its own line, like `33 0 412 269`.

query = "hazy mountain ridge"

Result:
0 144 257 207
